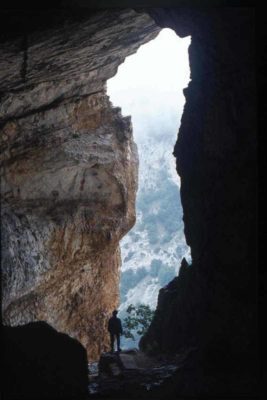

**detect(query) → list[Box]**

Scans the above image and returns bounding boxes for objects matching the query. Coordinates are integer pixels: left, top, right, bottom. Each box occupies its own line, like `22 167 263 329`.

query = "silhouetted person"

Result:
108 310 123 352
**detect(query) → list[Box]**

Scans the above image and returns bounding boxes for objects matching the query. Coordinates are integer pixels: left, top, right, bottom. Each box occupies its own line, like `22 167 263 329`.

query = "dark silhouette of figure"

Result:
108 310 123 352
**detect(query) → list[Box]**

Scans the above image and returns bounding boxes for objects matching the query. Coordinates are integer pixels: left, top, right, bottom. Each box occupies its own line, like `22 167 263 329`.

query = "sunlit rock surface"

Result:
0 9 160 361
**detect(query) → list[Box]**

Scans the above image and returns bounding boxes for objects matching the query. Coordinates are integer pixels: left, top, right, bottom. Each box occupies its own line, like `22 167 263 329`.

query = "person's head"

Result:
112 310 118 317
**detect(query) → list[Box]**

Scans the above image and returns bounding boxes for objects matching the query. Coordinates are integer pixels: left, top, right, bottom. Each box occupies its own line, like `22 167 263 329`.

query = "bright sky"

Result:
107 28 191 140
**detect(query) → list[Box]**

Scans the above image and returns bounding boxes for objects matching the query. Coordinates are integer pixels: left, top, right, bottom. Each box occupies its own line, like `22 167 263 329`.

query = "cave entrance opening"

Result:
107 28 191 348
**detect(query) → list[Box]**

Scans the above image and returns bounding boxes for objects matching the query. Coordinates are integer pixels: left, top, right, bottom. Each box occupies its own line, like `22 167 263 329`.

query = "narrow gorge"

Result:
1 5 258 399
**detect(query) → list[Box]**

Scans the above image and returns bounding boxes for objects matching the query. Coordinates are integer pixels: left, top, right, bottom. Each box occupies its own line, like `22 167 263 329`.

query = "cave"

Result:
1 4 258 399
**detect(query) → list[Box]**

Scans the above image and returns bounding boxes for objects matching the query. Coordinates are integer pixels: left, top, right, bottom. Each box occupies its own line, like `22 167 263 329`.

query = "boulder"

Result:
2 321 88 399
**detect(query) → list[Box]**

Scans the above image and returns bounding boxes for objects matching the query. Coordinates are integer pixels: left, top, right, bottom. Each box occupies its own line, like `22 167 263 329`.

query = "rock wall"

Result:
0 9 160 361
141 7 258 395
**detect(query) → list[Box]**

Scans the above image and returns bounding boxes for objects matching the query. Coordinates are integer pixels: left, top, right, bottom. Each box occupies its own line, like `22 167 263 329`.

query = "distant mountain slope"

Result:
119 128 191 315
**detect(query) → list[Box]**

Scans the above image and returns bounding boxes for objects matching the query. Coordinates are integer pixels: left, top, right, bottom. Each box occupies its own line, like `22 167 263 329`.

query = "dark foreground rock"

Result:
2 321 89 399
140 260 259 397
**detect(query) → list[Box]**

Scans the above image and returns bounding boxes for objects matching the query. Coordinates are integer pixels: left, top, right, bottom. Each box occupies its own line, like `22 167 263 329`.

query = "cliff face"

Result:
0 9 160 361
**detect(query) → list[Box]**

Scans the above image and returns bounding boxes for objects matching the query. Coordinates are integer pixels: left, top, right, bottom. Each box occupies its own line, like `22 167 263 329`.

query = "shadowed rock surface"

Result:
141 7 258 397
2 321 88 399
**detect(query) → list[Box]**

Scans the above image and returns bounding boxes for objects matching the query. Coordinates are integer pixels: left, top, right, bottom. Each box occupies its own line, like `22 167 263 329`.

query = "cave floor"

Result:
88 348 194 398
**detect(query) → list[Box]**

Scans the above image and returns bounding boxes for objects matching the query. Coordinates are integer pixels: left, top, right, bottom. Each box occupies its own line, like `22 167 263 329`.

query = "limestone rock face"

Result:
0 9 160 361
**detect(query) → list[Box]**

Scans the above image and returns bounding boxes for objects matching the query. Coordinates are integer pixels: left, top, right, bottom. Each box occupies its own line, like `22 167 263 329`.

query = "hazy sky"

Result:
107 28 191 140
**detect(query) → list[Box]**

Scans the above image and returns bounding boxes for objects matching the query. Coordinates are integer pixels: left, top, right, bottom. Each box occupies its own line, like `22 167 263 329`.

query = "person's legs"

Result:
116 334 121 352
110 333 115 352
